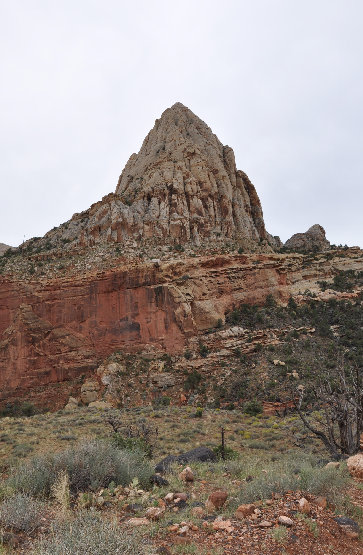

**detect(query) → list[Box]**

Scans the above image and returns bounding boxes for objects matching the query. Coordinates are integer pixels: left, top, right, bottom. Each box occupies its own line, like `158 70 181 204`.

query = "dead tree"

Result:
295 359 362 459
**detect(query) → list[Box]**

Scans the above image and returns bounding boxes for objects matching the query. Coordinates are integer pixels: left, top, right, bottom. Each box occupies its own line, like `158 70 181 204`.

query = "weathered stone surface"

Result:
285 224 330 252
298 497 311 514
80 379 100 405
88 400 112 409
334 517 360 539
64 396 79 411
150 373 176 389
347 453 363 480
235 504 256 519
207 490 228 509
179 466 194 482
24 104 267 254
278 515 293 526
155 446 216 473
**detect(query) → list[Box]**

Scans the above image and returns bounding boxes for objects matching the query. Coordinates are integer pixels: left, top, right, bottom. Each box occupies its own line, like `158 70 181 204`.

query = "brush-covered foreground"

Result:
0 407 362 554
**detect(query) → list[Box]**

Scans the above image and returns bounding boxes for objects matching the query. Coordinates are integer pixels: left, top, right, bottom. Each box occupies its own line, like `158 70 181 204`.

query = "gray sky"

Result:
1 0 362 248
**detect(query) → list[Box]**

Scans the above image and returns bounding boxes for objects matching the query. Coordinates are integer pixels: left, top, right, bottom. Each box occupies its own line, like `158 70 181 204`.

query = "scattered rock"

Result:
173 492 188 502
278 516 294 527
347 453 363 480
145 507 165 521
164 493 174 504
127 517 150 526
191 506 205 518
178 525 189 536
298 497 310 515
334 517 360 539
325 461 340 470
258 520 273 528
150 474 169 487
64 396 79 411
207 490 228 509
314 496 327 509
150 373 176 389
235 504 256 519
179 466 194 483
212 518 234 532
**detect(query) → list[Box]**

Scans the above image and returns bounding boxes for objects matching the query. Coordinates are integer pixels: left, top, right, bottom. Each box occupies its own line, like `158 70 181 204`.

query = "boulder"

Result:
149 373 176 389
347 453 363 480
155 446 216 473
278 515 293 527
235 504 255 519
334 517 360 539
207 490 228 509
64 396 79 411
298 497 310 514
179 466 194 482
285 224 330 252
80 379 100 405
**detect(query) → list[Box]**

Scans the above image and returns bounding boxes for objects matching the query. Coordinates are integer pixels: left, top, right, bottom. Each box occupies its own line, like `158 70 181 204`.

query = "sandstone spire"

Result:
28 103 267 251
115 102 266 245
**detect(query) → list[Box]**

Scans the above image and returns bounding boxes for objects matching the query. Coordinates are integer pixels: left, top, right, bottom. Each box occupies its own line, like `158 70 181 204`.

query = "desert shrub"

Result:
194 407 203 418
0 493 47 533
184 370 202 391
243 399 263 416
236 453 349 504
199 342 209 358
0 400 38 418
152 395 170 408
213 445 238 460
31 512 146 554
6 439 153 497
112 435 152 458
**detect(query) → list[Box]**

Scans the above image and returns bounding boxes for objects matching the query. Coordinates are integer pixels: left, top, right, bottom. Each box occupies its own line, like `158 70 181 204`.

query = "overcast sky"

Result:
1 0 362 248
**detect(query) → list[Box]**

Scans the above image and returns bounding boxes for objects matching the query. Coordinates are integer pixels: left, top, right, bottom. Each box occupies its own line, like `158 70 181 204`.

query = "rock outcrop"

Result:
1 247 362 408
0 243 11 256
285 224 330 252
23 103 267 252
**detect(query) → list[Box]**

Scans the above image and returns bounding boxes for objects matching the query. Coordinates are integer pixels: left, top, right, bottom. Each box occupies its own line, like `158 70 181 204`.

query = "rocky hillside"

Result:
0 243 11 257
0 103 362 411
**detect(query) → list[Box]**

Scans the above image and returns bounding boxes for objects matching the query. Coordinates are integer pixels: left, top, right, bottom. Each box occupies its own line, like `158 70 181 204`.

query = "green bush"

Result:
243 399 263 416
32 512 146 554
111 435 152 458
213 445 238 460
152 396 170 408
0 401 38 418
194 407 203 418
0 493 47 533
6 440 153 497
184 370 202 391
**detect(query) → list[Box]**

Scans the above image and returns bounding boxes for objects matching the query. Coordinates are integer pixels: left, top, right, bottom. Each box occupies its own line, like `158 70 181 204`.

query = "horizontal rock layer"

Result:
1 249 361 405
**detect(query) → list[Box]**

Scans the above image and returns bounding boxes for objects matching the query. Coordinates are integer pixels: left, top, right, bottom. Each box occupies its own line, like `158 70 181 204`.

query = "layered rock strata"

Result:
1 249 361 405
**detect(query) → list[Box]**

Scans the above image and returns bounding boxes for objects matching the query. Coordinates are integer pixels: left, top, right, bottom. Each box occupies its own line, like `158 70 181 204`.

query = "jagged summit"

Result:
114 102 266 244
24 104 267 252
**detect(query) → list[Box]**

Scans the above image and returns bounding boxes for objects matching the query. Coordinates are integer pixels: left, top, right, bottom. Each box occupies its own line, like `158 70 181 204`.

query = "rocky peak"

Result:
24 103 267 254
115 102 266 245
285 224 330 252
